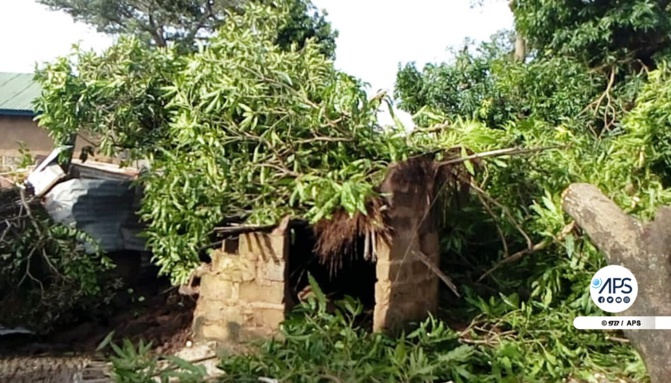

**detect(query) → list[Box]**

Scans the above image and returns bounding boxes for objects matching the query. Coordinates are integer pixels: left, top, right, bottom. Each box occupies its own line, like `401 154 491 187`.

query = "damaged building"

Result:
188 155 469 342
7 147 468 343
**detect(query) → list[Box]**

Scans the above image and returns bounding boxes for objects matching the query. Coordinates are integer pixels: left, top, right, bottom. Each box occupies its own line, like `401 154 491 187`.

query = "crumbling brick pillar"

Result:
192 227 289 342
373 160 441 334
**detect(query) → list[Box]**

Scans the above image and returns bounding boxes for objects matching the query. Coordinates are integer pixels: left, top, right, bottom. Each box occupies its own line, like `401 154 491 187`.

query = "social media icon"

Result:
607 297 614 304
598 297 605 304
624 296 630 304
615 297 622 303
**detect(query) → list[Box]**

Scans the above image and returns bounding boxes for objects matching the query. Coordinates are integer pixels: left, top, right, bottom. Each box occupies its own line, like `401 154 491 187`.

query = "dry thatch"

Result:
313 151 474 275
313 196 391 275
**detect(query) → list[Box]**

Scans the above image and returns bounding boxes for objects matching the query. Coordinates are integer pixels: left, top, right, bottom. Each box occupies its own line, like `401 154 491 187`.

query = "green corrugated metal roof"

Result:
0 72 41 114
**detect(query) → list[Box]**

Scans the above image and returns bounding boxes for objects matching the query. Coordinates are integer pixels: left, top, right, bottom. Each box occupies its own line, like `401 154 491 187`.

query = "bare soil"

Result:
0 286 196 358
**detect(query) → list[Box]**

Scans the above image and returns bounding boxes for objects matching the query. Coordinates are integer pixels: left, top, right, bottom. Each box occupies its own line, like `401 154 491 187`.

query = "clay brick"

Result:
209 250 227 272
394 301 434 322
211 254 256 282
198 274 239 302
376 260 435 282
194 305 250 341
257 259 285 282
373 300 435 334
374 238 392 262
194 162 448 342
373 304 404 333
254 308 285 329
403 281 435 301
239 326 275 342
240 232 286 262
386 240 416 261
198 321 242 342
374 279 434 304
392 216 415 231
249 302 285 310
194 299 244 323
241 309 256 326
373 277 437 334
420 232 440 250
391 205 423 222
239 281 284 304
374 280 391 305
376 260 400 281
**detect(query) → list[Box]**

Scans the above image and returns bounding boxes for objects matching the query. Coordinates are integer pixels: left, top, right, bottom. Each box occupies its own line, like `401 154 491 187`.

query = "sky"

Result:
0 0 513 127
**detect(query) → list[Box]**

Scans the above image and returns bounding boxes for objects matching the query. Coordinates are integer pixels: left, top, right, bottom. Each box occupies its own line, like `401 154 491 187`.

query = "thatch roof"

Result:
313 196 391 275
312 152 474 275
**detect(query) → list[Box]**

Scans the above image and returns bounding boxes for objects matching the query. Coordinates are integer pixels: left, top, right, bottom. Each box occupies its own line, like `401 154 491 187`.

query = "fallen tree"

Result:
562 182 671 383
33 1 518 285
0 186 112 333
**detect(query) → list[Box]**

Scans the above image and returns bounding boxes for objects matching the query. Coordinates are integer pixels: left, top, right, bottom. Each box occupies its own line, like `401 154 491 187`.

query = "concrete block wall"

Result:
372 185 440 334
192 231 289 342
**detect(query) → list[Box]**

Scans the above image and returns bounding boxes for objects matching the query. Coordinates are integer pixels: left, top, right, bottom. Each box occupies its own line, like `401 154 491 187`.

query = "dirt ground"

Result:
0 287 196 357
61 290 195 355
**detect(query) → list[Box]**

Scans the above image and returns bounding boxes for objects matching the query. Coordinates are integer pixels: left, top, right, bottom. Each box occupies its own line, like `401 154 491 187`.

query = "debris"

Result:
0 326 33 336
25 146 70 197
44 178 146 253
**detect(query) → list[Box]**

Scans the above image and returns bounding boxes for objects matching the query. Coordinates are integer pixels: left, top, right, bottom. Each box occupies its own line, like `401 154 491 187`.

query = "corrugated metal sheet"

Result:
0 326 32 336
69 160 139 181
43 179 148 253
0 72 41 113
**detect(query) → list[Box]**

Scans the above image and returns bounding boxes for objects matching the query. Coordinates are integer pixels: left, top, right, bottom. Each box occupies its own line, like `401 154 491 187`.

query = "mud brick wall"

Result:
373 163 440 334
192 159 441 341
192 230 289 342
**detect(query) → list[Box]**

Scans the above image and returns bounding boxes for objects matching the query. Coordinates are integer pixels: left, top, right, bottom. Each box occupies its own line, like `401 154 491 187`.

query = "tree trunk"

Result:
561 183 671 383
508 0 526 62
513 34 526 62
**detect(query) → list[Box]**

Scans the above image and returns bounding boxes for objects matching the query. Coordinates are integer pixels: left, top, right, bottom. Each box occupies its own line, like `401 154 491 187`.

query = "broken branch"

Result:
476 222 575 283
437 145 565 168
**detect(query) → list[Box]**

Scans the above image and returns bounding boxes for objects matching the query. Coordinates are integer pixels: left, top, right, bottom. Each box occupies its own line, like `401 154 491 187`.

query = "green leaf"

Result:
438 345 473 363
565 234 575 258
461 146 475 175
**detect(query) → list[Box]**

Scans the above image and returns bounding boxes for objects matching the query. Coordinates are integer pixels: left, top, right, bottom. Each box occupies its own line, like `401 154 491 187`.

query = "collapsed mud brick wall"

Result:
192 228 290 342
193 159 442 342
